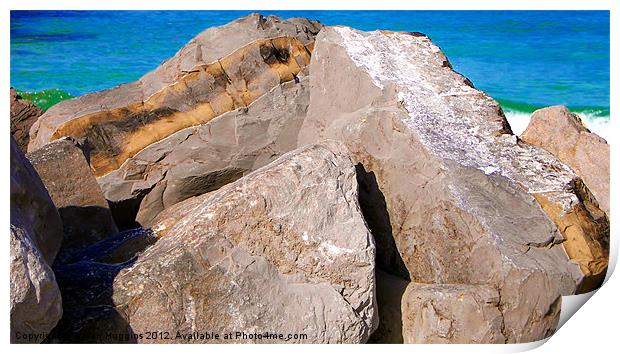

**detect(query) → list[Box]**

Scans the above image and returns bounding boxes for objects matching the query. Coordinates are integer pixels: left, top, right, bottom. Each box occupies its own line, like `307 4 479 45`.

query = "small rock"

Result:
10 88 42 152
401 283 509 344
27 138 118 263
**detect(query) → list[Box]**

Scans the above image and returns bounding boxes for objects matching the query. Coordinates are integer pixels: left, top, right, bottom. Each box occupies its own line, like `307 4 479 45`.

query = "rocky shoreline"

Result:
10 13 609 344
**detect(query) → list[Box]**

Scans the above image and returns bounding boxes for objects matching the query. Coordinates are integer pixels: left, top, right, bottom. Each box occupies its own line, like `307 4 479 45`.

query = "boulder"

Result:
10 88 42 152
298 26 608 342
522 106 610 216
28 14 322 179
99 75 310 227
10 138 63 343
111 141 377 343
27 138 118 263
401 283 510 344
10 225 63 343
10 137 63 265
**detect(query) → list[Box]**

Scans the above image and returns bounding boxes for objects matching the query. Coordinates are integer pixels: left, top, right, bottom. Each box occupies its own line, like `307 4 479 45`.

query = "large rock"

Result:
10 225 63 343
10 138 63 343
10 138 63 265
522 106 610 216
401 283 511 344
28 14 321 179
298 27 608 342
10 88 42 152
99 75 310 227
27 138 118 263
111 141 377 343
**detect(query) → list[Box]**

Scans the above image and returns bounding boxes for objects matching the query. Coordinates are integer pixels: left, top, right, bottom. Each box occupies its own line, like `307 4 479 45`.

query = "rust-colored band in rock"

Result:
50 37 312 177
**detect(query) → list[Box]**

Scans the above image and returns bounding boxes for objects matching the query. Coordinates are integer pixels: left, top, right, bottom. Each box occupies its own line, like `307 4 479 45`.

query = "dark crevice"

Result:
355 163 409 344
109 193 145 231
355 163 409 280
45 228 157 343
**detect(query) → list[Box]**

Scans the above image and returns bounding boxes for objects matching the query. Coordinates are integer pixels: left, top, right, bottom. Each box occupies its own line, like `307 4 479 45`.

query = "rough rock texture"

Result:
522 106 610 216
99 75 310 227
10 225 63 343
11 87 42 152
401 283 511 344
10 138 63 343
298 27 609 342
27 138 118 263
150 193 213 238
46 228 157 343
10 138 63 265
111 141 377 343
28 14 321 179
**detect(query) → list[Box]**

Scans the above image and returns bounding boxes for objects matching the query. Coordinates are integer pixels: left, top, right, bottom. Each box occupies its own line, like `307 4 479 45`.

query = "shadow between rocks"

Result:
109 196 144 231
45 228 157 343
55 205 119 263
354 163 409 344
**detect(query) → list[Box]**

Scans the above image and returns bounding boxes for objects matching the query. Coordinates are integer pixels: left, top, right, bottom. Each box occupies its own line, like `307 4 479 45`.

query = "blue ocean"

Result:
10 10 610 139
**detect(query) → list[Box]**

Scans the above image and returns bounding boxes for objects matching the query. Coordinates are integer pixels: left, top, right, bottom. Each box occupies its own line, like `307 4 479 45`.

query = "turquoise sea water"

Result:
10 10 610 138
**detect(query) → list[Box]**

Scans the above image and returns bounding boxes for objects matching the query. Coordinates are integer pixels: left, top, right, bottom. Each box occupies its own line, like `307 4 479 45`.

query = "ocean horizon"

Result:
10 10 610 140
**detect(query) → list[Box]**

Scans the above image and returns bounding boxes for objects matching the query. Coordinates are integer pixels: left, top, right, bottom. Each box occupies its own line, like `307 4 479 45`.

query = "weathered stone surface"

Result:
10 137 63 343
27 138 118 263
150 193 213 238
99 75 310 227
522 106 610 216
401 283 511 344
10 137 63 265
298 26 608 342
11 87 42 152
111 141 377 343
28 14 321 179
10 225 63 343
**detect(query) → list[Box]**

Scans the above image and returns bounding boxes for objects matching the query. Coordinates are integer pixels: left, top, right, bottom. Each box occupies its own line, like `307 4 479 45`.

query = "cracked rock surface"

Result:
99 75 310 227
111 141 377 343
298 26 609 342
28 14 321 177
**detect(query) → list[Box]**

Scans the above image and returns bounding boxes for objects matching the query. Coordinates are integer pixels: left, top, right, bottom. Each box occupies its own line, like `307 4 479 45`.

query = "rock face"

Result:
149 193 213 238
10 138 63 343
111 141 377 343
10 138 63 265
28 14 320 173
99 75 310 227
10 226 63 343
401 284 510 344
27 138 118 263
11 88 42 152
522 106 610 216
298 26 609 342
